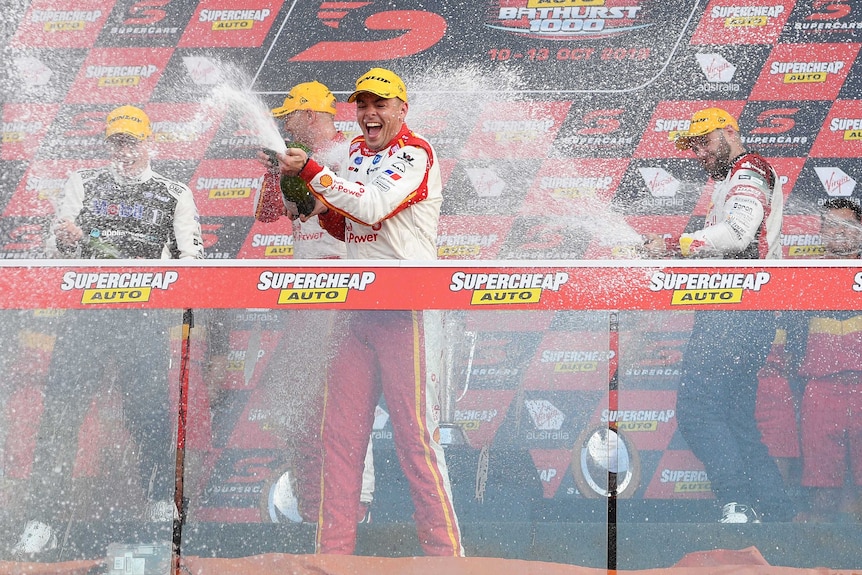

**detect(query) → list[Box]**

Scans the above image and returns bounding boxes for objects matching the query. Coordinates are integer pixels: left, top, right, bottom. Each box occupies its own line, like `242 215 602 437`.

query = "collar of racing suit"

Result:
109 163 153 185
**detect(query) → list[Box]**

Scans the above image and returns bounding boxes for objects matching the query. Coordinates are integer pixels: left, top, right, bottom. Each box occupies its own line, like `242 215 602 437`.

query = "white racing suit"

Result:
299 124 463 555
24 164 203 531
680 152 783 259
675 152 795 521
52 164 203 259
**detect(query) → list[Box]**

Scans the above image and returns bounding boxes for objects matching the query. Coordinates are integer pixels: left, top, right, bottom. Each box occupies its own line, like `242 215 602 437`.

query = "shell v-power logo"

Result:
61 271 179 304
449 271 570 305
649 271 770 305
257 271 375 304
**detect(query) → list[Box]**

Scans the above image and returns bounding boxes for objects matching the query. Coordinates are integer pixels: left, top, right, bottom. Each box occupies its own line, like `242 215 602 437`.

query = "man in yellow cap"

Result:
254 81 346 259
645 107 794 524
52 104 203 258
269 68 464 556
645 107 783 258
252 81 375 525
12 105 204 558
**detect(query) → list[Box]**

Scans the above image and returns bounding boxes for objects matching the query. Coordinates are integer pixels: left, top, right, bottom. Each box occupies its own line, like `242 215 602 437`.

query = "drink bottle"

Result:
256 148 284 223
280 142 316 217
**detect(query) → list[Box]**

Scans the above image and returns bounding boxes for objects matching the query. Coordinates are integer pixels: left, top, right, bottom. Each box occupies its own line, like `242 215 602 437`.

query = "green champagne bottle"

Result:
280 141 316 217
85 233 122 259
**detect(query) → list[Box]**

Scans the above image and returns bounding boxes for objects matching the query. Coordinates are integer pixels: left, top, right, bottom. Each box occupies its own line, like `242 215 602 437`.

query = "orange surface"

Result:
1 549 858 575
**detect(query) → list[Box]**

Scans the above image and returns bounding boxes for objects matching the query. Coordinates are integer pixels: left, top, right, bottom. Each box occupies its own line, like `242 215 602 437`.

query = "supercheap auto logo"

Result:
601 407 674 432
782 232 823 258
708 3 785 28
85 63 158 87
769 59 845 86
198 8 271 31
29 8 102 32
487 0 652 39
449 271 569 305
257 271 375 304
437 233 499 257
811 101 862 158
454 408 500 432
649 271 770 305
60 271 179 304
541 349 606 373
67 48 171 104
11 0 109 48
179 1 279 48
1 119 42 144
251 233 294 257
690 1 791 44
196 175 262 200
661 468 711 493
749 43 858 101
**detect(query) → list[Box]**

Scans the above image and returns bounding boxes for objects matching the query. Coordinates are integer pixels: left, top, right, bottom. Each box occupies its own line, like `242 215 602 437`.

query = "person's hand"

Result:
257 149 278 170
640 233 668 258
679 233 706 258
298 197 328 222
279 147 308 177
284 200 300 220
54 218 83 247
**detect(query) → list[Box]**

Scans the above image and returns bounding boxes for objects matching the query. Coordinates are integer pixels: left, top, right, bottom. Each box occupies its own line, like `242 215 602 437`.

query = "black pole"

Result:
607 311 619 573
173 309 194 575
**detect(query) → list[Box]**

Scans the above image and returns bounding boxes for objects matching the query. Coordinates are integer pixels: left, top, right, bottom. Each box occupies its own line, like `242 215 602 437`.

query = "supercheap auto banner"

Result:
0 261 857 310
2 0 861 260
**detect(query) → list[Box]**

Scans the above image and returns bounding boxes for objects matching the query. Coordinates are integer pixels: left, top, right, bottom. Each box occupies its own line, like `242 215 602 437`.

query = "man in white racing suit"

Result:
272 68 463 556
645 107 794 524
13 105 204 558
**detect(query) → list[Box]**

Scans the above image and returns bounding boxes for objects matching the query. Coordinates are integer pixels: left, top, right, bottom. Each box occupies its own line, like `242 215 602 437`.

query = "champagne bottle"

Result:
280 141 316 217
256 148 284 223
85 233 122 259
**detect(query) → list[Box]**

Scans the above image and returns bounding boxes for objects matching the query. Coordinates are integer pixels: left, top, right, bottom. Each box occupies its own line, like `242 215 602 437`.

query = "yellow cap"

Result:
271 81 337 118
670 107 739 150
105 105 152 140
347 68 407 103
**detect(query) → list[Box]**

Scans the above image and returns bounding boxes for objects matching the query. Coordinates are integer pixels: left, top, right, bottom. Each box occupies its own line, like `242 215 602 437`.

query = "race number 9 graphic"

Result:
291 10 447 61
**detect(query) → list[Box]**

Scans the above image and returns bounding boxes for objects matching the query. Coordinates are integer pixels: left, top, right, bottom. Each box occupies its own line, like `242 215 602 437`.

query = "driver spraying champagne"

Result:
644 107 794 524
269 68 464 556
252 81 375 525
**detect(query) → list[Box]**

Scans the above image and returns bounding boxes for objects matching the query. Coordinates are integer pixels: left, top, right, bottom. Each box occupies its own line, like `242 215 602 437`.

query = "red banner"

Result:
0 261 858 311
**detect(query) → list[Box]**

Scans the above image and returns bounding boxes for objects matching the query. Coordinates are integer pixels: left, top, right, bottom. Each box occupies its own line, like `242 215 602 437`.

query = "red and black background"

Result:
1 0 861 527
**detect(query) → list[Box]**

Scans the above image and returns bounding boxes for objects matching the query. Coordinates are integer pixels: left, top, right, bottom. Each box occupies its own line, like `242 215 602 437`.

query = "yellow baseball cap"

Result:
105 105 152 140
347 67 407 103
271 81 337 118
670 107 739 150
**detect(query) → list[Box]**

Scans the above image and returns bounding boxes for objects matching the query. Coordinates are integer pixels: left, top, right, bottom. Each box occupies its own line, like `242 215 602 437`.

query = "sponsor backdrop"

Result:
1 0 861 523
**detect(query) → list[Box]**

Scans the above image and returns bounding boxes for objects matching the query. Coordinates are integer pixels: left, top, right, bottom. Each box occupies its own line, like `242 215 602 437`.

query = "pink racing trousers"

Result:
315 310 463 556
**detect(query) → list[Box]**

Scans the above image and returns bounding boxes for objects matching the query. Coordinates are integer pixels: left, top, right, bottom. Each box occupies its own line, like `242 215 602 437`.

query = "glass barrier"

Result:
1 261 861 574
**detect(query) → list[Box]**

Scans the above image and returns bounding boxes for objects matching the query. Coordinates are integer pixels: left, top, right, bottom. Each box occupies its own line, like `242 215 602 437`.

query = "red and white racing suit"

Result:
298 124 463 555
307 123 441 260
253 135 348 259
253 134 379 521
680 152 783 259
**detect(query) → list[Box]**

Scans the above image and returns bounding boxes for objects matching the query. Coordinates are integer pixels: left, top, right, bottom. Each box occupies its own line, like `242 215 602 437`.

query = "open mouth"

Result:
365 122 382 139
